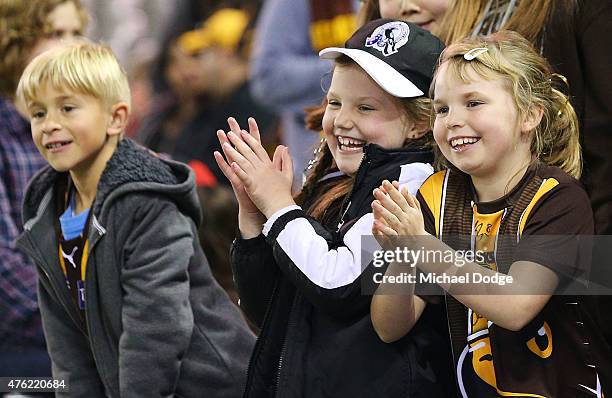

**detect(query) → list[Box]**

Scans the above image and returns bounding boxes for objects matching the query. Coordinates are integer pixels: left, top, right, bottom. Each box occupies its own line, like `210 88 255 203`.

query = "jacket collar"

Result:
22 139 200 227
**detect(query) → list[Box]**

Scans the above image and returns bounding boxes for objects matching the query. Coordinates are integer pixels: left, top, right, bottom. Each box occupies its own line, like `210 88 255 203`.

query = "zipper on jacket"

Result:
336 145 373 232
274 294 299 397
83 226 110 395
22 231 87 334
242 277 281 398
274 330 287 397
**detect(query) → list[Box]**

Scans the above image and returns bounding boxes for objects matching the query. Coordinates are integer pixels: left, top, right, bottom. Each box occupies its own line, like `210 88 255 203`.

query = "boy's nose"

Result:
40 118 62 135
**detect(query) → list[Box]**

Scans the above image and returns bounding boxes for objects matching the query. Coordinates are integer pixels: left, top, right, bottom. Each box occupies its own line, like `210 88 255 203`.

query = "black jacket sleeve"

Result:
230 234 280 328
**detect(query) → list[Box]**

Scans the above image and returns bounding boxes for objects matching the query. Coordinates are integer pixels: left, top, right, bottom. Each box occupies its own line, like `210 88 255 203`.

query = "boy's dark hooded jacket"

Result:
17 139 255 397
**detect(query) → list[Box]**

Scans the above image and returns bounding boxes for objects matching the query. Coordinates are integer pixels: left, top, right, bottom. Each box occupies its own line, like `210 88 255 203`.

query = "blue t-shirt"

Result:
59 192 90 240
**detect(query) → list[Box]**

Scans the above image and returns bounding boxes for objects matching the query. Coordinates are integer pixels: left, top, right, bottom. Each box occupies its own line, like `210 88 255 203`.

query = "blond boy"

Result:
16 42 254 397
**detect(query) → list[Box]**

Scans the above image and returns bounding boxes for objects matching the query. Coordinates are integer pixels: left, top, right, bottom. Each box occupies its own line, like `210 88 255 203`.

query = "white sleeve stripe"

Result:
262 205 302 236
273 162 432 289
275 213 375 289
398 162 434 196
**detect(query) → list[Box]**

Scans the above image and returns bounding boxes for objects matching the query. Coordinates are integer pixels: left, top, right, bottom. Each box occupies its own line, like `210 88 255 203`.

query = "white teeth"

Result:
46 141 70 149
337 136 364 146
337 136 365 151
450 137 479 148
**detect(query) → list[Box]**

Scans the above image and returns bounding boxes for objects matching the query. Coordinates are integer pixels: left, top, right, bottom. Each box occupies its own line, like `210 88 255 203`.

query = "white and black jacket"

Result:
232 144 455 398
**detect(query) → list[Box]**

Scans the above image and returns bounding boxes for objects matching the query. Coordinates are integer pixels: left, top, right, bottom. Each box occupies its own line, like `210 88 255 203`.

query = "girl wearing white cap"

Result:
215 18 453 398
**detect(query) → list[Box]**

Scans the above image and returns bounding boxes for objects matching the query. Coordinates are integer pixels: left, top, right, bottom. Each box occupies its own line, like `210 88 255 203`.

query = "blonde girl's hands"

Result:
219 118 295 218
372 180 426 237
372 204 397 251
214 117 266 237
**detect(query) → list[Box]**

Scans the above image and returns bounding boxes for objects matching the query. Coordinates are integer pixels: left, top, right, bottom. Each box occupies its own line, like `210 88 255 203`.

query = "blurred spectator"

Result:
80 1 267 138
249 0 359 189
0 0 86 380
80 0 181 70
136 6 276 308
79 0 186 138
137 7 276 187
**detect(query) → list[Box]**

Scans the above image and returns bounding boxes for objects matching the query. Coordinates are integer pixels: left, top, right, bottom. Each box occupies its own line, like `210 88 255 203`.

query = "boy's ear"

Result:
521 105 544 134
107 102 130 137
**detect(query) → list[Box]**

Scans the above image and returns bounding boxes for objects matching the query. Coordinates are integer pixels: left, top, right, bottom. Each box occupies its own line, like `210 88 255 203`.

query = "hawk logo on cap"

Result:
365 21 410 56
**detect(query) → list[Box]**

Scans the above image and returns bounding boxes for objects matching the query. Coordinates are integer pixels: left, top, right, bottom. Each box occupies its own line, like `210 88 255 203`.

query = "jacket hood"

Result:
22 138 202 226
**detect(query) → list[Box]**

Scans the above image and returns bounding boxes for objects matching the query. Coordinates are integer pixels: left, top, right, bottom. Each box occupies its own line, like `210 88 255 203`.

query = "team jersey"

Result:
416 163 610 398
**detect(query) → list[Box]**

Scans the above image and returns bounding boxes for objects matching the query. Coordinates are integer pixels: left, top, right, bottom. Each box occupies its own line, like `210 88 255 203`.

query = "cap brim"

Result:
319 47 424 98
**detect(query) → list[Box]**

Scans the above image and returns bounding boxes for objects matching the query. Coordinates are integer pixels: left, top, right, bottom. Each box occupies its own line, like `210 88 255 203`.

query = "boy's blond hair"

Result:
17 41 131 111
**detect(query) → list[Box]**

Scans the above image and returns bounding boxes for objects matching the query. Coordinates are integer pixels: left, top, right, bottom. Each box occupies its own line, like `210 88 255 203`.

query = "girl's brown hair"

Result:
431 30 581 178
356 0 381 27
298 55 433 221
437 0 577 45
0 0 88 98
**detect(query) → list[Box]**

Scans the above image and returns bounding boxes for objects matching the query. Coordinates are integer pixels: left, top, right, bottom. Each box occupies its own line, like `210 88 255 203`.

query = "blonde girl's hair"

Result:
16 41 131 111
0 0 88 98
430 30 581 178
298 55 434 220
437 0 577 45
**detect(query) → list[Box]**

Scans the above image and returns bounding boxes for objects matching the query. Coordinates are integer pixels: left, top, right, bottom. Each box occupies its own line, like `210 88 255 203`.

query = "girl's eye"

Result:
358 105 375 112
32 110 45 119
467 100 483 108
62 105 75 113
435 106 448 115
327 99 341 107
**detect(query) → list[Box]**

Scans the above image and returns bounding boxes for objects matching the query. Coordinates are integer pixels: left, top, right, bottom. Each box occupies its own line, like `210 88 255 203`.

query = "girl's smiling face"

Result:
432 63 533 181
322 63 416 176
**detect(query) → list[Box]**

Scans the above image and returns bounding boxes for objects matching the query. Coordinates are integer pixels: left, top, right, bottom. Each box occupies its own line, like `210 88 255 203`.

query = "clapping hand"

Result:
215 117 295 220
372 180 427 239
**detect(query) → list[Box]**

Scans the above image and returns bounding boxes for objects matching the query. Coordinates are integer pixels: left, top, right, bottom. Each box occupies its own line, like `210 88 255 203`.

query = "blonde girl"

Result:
371 30 611 397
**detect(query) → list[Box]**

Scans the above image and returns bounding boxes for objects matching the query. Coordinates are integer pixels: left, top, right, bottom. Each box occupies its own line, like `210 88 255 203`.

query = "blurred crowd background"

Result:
75 0 361 308
1 0 610 389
